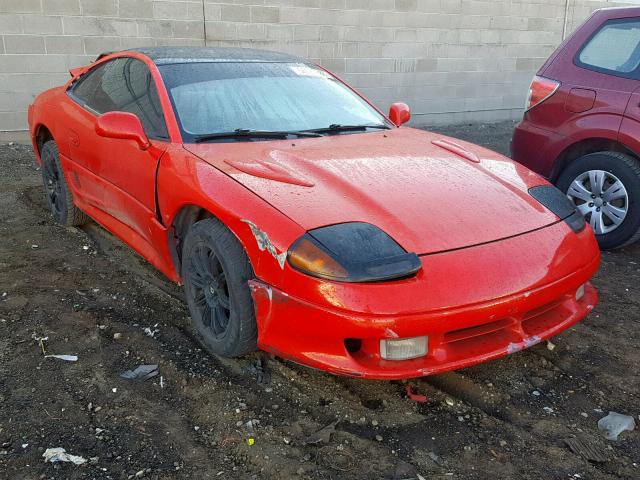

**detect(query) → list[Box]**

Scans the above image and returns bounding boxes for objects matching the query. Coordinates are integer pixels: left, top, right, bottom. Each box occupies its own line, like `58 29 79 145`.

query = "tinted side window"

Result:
73 63 108 105
578 19 640 76
71 58 168 139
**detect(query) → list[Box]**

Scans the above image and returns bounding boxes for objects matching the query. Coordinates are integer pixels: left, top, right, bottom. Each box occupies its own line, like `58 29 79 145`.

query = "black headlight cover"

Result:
288 222 422 283
529 185 586 233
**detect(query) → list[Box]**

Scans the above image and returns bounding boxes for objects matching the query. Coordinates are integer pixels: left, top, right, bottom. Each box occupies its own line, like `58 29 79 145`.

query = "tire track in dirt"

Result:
416 354 637 479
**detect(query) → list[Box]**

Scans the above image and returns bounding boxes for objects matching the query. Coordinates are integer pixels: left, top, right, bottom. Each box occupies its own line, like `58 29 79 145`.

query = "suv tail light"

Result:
526 76 560 111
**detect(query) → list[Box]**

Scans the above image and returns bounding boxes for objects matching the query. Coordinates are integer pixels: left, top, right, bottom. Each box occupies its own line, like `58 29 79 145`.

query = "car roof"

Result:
117 47 307 65
598 6 640 13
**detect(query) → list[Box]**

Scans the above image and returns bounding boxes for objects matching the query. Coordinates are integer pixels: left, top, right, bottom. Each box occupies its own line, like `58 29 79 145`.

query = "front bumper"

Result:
250 222 600 380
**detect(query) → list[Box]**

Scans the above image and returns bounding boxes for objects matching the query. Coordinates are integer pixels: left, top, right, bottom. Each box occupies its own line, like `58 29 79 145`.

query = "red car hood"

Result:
185 128 558 255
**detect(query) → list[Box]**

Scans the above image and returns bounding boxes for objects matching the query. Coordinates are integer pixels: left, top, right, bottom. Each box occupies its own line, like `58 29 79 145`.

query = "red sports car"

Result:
28 48 600 379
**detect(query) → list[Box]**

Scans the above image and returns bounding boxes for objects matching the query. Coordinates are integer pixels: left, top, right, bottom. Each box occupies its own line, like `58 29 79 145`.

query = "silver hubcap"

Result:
567 169 628 235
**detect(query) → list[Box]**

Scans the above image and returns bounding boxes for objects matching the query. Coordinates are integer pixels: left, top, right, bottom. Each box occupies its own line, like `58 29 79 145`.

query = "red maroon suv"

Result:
512 7 640 249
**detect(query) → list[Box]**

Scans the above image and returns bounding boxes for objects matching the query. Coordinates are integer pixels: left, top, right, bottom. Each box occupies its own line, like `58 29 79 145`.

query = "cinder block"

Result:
395 0 417 12
63 54 94 69
294 25 320 41
186 2 205 21
318 57 345 73
173 20 204 39
0 14 23 34
265 24 294 42
0 0 41 14
335 41 358 57
80 0 117 17
319 26 342 42
203 3 221 21
515 57 545 71
45 35 84 54
44 0 81 15
137 19 174 38
83 36 122 54
156 37 202 47
528 17 563 32
369 58 395 73
153 1 190 20
121 37 157 49
0 54 67 73
22 15 64 35
237 23 267 41
63 16 137 37
307 42 335 58
251 6 280 23
279 7 308 24
346 57 371 73
205 21 238 41
0 111 27 130
395 28 417 42
221 5 250 22
4 35 45 54
119 0 153 19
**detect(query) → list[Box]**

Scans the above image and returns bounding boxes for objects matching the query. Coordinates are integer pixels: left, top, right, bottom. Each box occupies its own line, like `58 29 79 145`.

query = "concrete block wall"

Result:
0 0 634 134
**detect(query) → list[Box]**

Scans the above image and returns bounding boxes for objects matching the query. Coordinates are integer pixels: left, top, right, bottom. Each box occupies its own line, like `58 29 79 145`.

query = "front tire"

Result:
40 140 89 227
181 218 258 357
556 151 640 249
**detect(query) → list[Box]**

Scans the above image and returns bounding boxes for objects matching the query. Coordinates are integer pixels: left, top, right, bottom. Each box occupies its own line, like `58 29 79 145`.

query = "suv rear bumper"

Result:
512 121 565 178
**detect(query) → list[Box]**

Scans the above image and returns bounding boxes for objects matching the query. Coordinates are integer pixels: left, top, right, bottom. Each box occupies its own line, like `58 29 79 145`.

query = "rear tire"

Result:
40 140 89 227
556 151 640 249
181 217 257 357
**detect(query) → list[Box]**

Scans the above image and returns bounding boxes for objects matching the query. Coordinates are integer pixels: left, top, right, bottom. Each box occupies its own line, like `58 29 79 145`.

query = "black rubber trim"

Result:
529 185 586 233
289 222 422 283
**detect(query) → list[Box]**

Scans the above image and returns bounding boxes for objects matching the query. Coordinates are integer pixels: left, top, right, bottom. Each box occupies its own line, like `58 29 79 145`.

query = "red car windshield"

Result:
158 62 388 141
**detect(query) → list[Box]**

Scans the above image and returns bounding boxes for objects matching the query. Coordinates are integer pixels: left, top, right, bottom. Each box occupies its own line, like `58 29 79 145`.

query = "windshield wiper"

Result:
306 123 391 134
194 129 322 143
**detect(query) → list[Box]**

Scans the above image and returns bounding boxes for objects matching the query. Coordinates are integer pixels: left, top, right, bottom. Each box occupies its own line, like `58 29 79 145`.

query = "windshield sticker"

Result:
289 65 330 78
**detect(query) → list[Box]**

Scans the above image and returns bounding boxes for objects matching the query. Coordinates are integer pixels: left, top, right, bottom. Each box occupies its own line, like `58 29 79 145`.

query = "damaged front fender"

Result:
242 219 288 269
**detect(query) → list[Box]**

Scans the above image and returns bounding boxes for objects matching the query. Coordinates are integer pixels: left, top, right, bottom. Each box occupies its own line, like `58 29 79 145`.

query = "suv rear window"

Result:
577 18 640 77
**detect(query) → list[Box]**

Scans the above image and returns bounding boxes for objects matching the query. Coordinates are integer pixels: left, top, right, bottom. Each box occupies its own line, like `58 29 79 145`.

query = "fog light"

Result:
380 336 428 361
575 284 586 301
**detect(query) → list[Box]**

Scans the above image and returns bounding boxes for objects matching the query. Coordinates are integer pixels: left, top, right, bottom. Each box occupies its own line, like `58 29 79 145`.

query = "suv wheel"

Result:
556 151 640 249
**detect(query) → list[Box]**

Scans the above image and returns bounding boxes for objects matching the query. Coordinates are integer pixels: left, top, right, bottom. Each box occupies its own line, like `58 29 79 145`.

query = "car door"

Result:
66 56 169 244
614 19 640 149
620 84 640 151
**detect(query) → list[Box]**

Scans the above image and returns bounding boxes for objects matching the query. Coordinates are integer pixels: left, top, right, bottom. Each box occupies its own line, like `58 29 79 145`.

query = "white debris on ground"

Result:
597 411 636 441
44 354 78 362
143 325 159 338
42 447 87 465
119 364 159 381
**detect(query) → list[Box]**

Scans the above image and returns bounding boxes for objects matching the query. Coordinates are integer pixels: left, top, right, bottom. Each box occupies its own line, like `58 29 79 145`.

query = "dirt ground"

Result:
0 121 638 480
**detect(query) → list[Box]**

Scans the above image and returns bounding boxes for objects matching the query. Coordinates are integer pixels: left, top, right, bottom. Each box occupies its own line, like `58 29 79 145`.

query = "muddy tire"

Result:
40 140 89 227
181 217 257 357
556 151 640 250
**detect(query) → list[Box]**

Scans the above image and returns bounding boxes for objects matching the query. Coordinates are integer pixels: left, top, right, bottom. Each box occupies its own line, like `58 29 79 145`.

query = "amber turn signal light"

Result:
287 223 422 283
287 237 349 280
